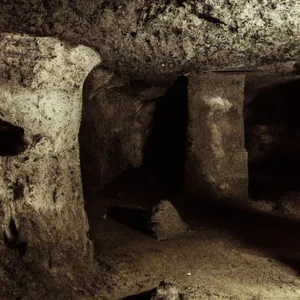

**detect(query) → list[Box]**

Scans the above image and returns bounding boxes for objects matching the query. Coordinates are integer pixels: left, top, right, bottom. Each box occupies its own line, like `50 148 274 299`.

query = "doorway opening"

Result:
143 76 188 196
79 74 189 253
245 79 300 202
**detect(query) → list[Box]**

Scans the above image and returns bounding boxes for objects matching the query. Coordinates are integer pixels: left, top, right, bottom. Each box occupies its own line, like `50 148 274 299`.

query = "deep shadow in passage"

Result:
245 79 300 201
121 288 155 299
143 76 188 197
0 119 25 156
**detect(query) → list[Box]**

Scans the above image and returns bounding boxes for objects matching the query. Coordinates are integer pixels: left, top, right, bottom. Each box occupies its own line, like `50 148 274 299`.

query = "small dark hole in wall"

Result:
8 218 19 240
52 188 57 203
175 0 188 7
32 134 42 147
0 119 25 156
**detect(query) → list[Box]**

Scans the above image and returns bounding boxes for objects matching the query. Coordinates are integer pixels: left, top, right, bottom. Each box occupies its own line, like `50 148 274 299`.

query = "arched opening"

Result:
245 79 300 202
79 73 188 250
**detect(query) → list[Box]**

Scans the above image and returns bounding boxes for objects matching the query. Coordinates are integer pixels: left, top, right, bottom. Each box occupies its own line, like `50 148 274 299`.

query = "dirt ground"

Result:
84 168 300 300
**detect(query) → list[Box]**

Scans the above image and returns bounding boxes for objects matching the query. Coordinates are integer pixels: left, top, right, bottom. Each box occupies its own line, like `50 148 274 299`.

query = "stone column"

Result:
185 74 248 202
0 34 100 273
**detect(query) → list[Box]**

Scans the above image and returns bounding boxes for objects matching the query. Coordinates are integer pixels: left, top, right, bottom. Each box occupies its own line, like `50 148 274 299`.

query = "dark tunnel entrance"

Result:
80 75 189 206
143 76 188 196
245 79 300 202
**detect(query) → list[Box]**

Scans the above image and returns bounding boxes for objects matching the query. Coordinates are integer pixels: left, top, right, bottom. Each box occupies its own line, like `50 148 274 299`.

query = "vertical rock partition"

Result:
185 74 248 202
0 34 100 273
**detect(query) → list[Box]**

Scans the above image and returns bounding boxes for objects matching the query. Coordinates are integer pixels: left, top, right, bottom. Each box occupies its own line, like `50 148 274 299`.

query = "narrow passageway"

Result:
0 119 25 156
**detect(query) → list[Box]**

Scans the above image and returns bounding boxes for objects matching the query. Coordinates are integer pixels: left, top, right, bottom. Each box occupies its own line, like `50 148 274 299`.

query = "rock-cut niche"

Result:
0 119 25 156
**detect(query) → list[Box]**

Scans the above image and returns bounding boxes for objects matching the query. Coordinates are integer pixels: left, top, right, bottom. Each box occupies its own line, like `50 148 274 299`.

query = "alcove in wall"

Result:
245 79 300 202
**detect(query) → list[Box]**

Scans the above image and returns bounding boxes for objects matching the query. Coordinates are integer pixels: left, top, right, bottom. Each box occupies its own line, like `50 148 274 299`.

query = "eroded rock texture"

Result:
1 1 300 83
80 65 167 188
0 33 100 274
186 74 248 201
245 79 300 200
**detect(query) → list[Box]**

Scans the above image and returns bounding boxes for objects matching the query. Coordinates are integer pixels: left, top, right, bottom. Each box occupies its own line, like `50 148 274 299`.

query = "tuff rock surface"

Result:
0 33 100 288
1 1 300 83
80 65 167 188
185 74 248 201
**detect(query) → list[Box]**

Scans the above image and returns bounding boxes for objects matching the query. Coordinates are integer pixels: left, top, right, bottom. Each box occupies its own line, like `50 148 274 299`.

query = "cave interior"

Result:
2 2 300 297
78 74 300 299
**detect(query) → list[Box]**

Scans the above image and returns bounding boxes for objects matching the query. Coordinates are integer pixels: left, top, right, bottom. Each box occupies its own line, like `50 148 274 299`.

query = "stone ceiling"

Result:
1 0 300 84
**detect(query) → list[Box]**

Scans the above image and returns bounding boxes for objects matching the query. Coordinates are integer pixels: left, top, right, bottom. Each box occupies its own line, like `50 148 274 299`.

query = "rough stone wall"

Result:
1 1 300 83
186 74 248 201
80 65 167 188
0 33 100 272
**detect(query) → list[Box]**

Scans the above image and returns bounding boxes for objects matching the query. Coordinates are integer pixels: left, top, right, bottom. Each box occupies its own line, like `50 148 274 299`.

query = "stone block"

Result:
185 74 248 201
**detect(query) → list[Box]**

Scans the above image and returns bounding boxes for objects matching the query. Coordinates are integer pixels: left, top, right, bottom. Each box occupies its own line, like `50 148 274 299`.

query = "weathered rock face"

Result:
185 74 248 201
0 33 100 273
80 65 167 188
1 1 300 83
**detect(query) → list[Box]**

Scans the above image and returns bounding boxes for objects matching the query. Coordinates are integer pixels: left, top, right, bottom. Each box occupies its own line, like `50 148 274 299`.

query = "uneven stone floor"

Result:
85 169 300 300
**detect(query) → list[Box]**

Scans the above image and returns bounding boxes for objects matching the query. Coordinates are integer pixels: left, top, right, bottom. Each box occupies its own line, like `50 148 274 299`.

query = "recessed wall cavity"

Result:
80 71 188 202
185 74 248 202
245 79 300 201
0 119 25 156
